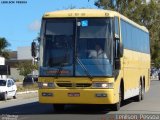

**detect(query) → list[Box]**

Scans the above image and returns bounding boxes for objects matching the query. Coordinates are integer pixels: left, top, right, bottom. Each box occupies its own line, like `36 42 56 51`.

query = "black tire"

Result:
112 87 122 111
53 104 65 111
135 82 143 102
13 92 17 99
141 83 145 100
158 73 160 80
3 92 7 101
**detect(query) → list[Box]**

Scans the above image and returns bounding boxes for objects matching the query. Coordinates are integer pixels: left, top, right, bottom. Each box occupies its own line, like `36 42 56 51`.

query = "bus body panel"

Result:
39 89 116 104
38 77 120 104
123 49 150 99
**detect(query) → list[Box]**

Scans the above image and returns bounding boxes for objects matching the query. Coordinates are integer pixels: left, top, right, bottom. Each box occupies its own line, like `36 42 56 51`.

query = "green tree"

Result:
17 62 38 77
0 37 10 59
95 0 160 67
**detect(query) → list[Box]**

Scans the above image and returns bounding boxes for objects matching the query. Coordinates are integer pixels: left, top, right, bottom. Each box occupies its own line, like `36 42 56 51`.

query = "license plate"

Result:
68 93 80 97
42 92 53 97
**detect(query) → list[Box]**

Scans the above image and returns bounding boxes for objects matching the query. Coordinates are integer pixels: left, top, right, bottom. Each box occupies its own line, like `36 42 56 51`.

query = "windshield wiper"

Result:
55 36 70 79
76 57 93 80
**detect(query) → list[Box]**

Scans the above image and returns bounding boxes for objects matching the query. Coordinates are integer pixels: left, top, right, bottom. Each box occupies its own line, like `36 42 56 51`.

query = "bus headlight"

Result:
92 82 114 89
38 82 55 88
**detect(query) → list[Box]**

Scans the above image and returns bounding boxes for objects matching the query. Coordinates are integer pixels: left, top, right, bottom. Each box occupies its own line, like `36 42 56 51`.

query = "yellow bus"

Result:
32 9 150 111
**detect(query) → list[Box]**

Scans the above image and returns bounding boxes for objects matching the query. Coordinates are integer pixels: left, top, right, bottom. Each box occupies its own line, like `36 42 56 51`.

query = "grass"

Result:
17 83 38 92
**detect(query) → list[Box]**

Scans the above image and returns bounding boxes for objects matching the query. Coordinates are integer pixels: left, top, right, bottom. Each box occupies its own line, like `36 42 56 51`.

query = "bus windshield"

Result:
76 18 113 76
42 19 74 76
41 18 113 77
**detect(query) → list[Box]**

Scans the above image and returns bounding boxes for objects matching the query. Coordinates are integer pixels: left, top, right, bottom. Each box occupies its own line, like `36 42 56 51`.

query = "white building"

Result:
17 46 32 60
0 56 7 79
7 46 38 80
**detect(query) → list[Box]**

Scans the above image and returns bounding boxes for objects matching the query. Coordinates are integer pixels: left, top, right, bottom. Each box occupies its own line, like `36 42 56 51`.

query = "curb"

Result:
17 90 38 95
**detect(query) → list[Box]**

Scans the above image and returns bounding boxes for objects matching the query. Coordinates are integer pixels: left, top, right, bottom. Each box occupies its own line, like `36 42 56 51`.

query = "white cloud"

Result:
29 20 41 31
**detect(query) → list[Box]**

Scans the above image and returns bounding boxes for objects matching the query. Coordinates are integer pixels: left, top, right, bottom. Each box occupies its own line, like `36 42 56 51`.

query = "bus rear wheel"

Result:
135 81 144 101
53 104 65 111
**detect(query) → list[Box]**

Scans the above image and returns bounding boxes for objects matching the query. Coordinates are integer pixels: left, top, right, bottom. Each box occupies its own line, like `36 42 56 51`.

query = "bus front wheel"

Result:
112 87 122 111
53 104 65 112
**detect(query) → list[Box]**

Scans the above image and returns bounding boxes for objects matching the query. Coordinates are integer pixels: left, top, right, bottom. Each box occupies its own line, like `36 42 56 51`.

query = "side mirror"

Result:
114 34 123 58
115 34 120 39
31 41 37 58
114 34 123 70
37 37 40 43
115 58 120 70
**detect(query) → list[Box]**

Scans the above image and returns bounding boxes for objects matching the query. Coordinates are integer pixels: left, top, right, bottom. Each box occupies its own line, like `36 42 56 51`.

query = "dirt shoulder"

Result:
17 91 38 99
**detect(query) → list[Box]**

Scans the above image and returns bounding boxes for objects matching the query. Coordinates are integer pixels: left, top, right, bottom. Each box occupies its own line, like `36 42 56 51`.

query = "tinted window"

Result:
79 19 112 38
121 19 150 53
7 80 12 87
42 19 74 77
114 17 119 36
0 80 6 86
11 80 15 85
24 77 34 82
76 18 113 76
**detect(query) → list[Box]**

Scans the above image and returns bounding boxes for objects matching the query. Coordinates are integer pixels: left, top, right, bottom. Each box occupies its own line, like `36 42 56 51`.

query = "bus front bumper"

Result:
38 89 117 104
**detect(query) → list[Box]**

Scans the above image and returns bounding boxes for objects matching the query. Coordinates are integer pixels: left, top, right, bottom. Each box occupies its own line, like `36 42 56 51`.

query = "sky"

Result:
0 0 97 51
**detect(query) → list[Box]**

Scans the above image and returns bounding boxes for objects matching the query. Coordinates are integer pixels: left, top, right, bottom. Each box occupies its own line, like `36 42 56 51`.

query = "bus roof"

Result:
43 9 148 32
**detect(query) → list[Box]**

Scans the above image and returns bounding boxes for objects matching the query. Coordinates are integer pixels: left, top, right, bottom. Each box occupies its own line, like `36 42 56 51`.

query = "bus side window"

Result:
114 17 121 69
114 17 119 36
114 17 120 59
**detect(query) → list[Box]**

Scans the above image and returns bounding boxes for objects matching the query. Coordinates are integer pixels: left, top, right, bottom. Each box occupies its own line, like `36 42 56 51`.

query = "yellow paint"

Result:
39 88 115 104
123 49 150 93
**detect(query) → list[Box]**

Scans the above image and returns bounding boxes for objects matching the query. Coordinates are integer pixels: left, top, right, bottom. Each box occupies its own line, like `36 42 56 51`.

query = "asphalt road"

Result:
0 80 160 120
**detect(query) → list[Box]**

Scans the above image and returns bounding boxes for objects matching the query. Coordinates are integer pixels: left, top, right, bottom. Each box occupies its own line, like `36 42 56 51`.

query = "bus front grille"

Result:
76 83 92 87
56 83 92 88
57 83 72 87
